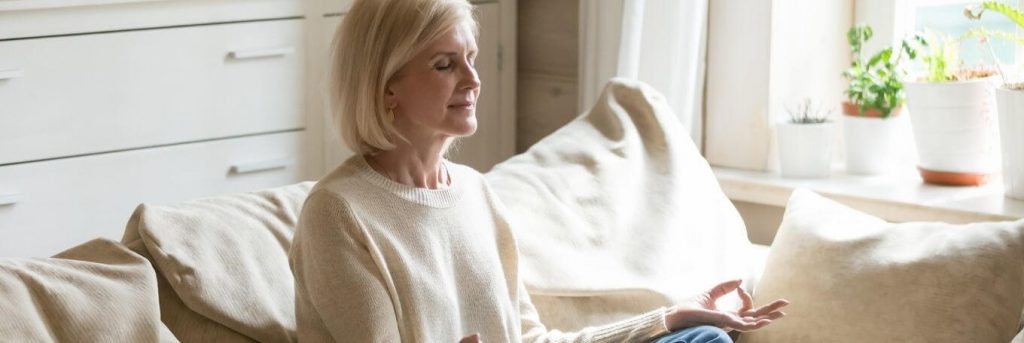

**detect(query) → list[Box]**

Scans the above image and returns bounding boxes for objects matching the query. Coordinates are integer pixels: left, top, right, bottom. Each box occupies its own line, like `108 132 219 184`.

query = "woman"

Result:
289 0 789 342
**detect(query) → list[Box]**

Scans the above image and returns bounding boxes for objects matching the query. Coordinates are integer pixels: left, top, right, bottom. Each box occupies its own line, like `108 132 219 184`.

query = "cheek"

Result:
395 74 458 112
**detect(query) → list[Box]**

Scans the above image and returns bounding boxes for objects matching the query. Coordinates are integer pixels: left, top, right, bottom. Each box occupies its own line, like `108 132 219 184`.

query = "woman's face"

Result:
386 23 481 142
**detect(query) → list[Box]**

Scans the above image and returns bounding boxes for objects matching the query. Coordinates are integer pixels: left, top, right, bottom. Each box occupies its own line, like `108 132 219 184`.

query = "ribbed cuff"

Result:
591 307 671 342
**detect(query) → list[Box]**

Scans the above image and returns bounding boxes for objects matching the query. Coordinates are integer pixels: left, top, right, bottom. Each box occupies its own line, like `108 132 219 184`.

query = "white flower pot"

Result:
996 87 1024 200
776 121 835 178
904 79 998 186
843 111 901 175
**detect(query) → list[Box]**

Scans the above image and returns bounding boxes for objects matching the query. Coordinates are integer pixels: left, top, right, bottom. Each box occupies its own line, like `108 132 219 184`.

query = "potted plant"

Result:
966 1 1024 199
903 30 999 186
841 24 919 175
776 99 835 178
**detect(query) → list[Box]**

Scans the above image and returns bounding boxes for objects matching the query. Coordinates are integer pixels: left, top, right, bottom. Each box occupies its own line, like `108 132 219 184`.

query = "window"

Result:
908 0 1019 71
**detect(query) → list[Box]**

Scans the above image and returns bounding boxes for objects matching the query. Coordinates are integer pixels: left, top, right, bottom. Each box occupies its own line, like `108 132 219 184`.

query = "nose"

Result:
458 60 481 92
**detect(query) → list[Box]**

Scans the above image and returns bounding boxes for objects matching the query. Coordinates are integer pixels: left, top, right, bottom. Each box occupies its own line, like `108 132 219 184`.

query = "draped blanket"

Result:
486 78 761 330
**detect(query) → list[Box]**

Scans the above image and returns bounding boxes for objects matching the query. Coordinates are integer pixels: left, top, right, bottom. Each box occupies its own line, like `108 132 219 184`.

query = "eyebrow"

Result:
430 50 479 59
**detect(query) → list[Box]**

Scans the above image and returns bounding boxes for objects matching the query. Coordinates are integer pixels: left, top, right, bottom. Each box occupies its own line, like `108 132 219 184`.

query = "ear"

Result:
384 84 398 109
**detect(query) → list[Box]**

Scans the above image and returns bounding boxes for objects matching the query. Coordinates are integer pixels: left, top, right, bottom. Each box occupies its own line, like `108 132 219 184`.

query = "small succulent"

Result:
786 98 833 124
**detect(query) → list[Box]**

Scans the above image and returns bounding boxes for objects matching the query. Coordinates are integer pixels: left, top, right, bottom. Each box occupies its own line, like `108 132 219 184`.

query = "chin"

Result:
455 124 478 137
450 117 478 137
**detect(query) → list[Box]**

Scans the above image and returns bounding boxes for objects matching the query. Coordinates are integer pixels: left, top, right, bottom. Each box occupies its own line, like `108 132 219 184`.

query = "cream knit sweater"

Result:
289 156 670 342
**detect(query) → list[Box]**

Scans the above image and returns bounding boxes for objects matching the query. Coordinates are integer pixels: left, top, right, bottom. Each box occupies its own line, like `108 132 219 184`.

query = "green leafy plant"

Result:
786 98 833 124
913 27 998 82
919 30 961 82
965 1 1024 89
843 24 924 118
966 1 1024 27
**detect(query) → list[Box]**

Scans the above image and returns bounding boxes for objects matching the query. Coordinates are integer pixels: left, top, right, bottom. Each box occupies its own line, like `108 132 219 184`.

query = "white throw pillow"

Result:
122 182 314 342
741 189 1024 343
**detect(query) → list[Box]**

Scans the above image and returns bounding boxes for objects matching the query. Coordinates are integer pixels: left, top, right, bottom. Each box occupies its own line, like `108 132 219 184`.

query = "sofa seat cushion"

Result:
122 182 313 342
0 239 174 342
742 189 1024 343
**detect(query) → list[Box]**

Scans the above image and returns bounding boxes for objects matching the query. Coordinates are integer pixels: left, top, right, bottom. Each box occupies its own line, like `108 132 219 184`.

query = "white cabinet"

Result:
0 19 305 165
0 4 313 257
0 0 304 40
0 132 307 257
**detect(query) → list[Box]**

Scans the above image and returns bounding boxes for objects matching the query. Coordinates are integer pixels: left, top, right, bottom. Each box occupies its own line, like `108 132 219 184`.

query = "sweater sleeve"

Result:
517 280 670 343
290 190 401 342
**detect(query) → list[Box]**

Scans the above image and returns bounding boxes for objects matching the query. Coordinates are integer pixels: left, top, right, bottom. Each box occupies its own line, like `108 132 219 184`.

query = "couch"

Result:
2 79 1022 343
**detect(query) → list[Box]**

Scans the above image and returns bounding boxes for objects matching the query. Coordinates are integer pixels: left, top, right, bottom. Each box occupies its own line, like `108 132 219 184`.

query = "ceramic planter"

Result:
776 121 835 178
904 79 998 186
842 102 902 175
996 87 1024 200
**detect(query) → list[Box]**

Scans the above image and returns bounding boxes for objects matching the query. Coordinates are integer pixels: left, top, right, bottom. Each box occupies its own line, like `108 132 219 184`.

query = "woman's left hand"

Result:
664 279 789 332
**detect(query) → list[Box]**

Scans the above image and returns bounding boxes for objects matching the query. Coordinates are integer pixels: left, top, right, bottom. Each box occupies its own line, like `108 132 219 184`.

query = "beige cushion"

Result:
0 239 175 342
122 182 314 342
485 78 758 331
741 189 1024 343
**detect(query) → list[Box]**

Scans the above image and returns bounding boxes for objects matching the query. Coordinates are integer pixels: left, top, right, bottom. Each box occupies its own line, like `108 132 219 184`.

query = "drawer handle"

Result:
0 69 24 81
228 47 295 60
0 193 21 206
231 158 294 174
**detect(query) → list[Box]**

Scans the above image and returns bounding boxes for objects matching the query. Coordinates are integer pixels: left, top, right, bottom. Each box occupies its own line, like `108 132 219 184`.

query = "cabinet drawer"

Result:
0 131 308 258
0 18 305 165
0 0 303 41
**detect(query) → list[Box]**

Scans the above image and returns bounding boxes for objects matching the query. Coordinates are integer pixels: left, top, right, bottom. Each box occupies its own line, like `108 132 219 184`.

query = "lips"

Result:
448 102 475 109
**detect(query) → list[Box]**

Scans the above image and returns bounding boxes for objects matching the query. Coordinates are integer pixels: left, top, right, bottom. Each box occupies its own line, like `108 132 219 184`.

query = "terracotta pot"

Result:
841 101 901 118
917 168 988 186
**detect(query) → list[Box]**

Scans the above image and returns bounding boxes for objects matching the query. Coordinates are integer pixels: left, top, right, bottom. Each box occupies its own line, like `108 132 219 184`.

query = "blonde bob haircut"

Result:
330 0 478 154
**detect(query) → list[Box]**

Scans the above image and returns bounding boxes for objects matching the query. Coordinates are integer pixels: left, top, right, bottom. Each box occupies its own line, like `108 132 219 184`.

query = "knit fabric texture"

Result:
289 155 670 342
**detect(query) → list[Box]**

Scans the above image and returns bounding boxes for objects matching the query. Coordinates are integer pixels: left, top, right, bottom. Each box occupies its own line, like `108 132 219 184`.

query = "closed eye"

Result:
435 62 454 71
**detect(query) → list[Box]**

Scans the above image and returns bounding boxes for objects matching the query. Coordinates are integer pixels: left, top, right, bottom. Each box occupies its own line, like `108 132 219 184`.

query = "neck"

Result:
365 137 452 190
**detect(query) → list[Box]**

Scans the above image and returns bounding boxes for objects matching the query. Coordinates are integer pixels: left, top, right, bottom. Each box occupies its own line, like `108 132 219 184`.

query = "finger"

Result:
754 310 786 322
706 279 743 301
459 333 480 343
737 286 754 313
750 299 790 317
699 309 749 329
698 309 774 333
732 318 773 332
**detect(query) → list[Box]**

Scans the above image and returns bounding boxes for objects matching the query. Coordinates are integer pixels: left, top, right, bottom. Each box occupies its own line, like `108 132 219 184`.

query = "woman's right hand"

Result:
665 279 789 332
459 333 481 343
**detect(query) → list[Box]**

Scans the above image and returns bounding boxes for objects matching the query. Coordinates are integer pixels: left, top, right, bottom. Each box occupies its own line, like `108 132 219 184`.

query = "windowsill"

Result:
713 166 1024 223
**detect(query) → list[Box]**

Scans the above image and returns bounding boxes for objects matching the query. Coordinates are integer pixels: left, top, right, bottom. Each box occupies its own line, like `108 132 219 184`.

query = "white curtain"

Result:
578 0 709 149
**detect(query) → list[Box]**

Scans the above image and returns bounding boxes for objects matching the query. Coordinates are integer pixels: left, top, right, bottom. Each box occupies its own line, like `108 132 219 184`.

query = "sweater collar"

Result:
353 155 466 208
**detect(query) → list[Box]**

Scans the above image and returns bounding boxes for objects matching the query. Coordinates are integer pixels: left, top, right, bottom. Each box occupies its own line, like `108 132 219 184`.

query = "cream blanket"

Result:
486 78 759 331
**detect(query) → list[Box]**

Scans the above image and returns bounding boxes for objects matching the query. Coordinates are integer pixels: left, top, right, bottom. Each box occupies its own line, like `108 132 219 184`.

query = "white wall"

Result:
705 0 854 171
704 0 773 169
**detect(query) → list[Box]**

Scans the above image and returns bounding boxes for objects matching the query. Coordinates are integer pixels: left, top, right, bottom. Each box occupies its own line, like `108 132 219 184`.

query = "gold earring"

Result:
385 108 395 123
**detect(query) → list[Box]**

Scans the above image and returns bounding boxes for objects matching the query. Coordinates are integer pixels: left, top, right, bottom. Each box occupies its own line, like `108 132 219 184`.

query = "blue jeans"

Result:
652 325 732 343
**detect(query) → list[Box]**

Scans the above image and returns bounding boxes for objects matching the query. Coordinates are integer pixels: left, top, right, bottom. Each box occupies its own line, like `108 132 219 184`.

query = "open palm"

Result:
665 279 789 332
